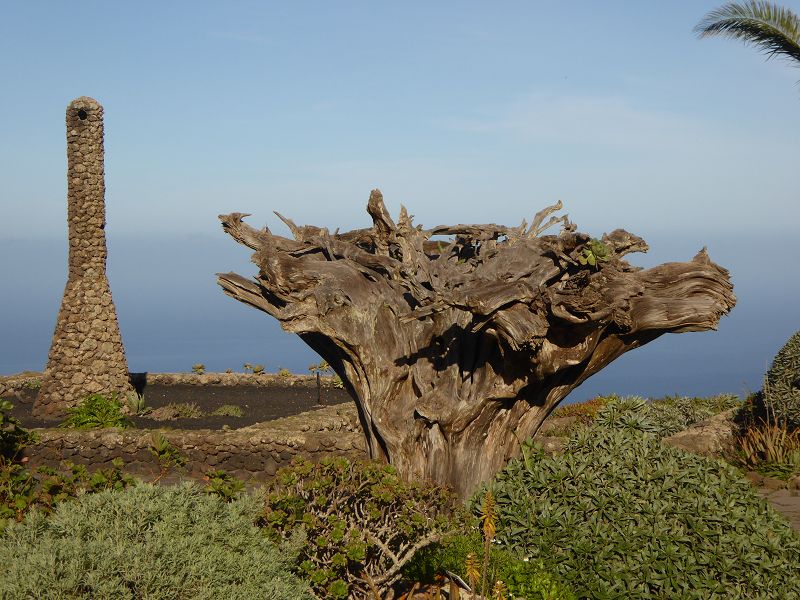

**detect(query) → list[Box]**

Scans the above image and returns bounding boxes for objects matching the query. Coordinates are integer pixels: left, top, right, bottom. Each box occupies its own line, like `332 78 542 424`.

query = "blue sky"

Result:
1 2 798 399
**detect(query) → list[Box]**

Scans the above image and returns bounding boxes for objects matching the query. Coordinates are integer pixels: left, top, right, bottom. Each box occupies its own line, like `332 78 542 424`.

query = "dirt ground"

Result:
7 382 353 430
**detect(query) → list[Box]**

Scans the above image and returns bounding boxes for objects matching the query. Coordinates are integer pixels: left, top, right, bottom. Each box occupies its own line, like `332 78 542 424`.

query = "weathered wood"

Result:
218 190 735 497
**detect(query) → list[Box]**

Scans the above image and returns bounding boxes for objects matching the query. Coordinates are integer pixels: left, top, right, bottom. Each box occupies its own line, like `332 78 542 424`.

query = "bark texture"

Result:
218 191 735 497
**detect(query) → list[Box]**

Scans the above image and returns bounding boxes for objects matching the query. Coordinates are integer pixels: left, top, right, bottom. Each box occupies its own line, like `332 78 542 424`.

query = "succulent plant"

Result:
475 427 800 598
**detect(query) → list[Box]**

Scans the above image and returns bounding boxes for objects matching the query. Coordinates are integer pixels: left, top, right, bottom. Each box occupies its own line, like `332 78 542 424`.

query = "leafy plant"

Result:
59 393 132 429
277 367 291 377
152 402 204 419
191 363 206 375
211 404 245 417
0 400 34 460
695 1 800 83
474 428 800 599
258 456 459 599
1 458 135 534
0 483 313 599
149 432 187 483
203 469 246 502
123 390 148 416
732 419 800 479
556 393 742 440
751 331 800 430
20 378 40 390
404 530 575 600
577 238 610 268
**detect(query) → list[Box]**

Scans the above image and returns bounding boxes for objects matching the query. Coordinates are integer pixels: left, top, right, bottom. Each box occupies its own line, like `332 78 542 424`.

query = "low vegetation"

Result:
3 353 800 597
211 404 245 417
58 393 132 429
0 484 312 599
476 423 800 599
259 456 459 599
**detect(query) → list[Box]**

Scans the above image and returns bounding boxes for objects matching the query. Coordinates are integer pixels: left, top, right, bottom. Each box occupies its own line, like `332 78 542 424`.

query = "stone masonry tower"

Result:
34 97 133 418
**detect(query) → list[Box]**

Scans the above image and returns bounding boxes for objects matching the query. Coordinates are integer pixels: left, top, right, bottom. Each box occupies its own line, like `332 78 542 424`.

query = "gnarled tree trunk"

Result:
218 191 735 497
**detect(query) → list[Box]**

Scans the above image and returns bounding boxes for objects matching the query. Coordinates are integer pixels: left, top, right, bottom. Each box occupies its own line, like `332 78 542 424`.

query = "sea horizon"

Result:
3 231 798 405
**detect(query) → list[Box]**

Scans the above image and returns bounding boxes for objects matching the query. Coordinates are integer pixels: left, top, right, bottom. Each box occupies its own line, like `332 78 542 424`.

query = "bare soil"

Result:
6 381 352 430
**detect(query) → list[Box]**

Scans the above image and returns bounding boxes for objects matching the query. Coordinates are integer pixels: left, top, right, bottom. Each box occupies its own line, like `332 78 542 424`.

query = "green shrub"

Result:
477 428 800 599
404 530 576 599
0 400 33 460
123 390 148 415
1 459 136 534
551 394 741 439
590 394 741 439
754 330 800 430
212 404 245 417
204 469 246 501
0 483 312 599
645 393 740 437
731 420 800 480
259 456 458 599
59 393 132 429
192 363 206 375
151 402 204 419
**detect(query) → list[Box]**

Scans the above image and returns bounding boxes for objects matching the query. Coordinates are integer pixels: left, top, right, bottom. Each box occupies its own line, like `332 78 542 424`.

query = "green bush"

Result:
0 399 34 460
477 428 800 599
59 393 132 429
211 404 245 417
404 530 576 599
0 483 312 599
1 459 136 534
259 456 458 599
204 469 246 501
549 394 740 439
645 393 740 437
590 394 741 439
754 330 800 430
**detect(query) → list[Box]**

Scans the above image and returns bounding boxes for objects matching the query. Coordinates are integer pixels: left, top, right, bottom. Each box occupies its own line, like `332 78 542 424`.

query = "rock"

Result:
537 416 580 436
762 476 788 491
662 409 737 456
745 471 765 487
534 436 565 454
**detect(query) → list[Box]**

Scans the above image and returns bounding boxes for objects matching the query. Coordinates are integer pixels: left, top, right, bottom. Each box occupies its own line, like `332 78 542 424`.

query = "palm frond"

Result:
695 1 800 64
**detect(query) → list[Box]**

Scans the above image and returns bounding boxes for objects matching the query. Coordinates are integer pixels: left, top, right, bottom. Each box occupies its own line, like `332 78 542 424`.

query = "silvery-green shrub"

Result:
0 483 312 599
477 427 800 599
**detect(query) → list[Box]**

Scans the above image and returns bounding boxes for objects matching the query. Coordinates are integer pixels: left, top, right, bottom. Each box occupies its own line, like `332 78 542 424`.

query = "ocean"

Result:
2 232 797 405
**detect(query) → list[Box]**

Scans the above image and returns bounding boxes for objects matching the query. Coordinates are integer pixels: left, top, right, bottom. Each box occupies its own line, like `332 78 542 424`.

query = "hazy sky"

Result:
1 2 798 399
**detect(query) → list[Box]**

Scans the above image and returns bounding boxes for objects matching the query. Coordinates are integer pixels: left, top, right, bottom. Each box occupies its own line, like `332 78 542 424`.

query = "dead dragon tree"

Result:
218 191 735 497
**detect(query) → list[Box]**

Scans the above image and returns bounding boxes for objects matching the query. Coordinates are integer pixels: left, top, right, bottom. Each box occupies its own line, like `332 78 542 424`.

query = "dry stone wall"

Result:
35 97 132 418
22 404 367 482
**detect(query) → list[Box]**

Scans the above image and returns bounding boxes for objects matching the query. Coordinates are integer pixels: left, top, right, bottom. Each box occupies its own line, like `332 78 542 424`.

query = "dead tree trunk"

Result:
218 191 735 497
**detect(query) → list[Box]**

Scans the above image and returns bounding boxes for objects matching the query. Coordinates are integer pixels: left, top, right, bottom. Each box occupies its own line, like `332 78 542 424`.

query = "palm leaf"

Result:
695 1 800 64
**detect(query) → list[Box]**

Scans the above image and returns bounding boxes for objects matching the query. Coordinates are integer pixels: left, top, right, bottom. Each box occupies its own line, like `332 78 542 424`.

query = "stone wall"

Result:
35 97 132 418
1 371 340 398
22 404 367 482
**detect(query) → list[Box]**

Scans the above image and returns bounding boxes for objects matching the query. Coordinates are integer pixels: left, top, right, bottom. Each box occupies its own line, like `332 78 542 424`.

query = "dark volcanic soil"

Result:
7 383 353 430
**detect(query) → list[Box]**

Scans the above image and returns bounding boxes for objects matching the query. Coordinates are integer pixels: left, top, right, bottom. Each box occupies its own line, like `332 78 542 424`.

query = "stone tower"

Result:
34 97 133 418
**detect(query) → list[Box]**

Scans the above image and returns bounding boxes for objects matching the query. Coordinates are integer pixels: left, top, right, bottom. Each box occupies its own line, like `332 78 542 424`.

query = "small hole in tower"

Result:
77 109 88 120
